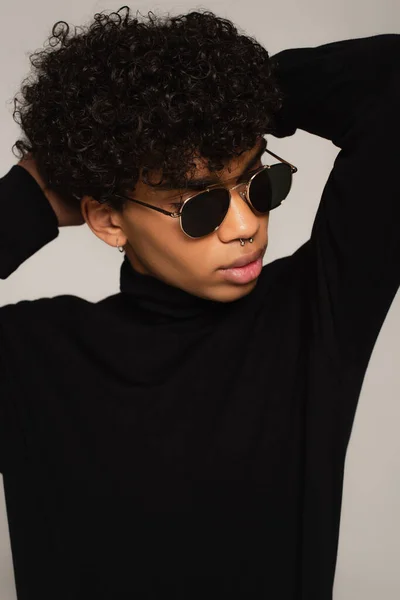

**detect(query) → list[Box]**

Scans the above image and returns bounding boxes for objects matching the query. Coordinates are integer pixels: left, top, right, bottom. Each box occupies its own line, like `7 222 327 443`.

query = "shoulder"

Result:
0 293 122 338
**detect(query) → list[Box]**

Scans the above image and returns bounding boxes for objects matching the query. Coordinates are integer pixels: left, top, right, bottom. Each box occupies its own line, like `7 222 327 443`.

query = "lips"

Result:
221 246 265 270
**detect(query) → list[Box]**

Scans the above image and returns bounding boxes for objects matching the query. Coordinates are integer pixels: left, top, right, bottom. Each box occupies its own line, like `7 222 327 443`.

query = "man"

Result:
1 6 399 599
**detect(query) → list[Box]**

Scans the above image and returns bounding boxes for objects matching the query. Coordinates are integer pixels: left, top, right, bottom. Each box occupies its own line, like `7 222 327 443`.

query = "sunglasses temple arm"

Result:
265 148 298 173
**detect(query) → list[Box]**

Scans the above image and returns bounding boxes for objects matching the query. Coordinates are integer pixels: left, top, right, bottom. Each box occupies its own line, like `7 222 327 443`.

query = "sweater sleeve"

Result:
0 164 59 279
269 34 400 371
0 164 59 472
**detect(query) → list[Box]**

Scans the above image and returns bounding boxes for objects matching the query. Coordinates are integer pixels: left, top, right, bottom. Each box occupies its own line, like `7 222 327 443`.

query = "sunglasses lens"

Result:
250 164 293 212
181 189 230 238
247 169 273 212
180 163 293 238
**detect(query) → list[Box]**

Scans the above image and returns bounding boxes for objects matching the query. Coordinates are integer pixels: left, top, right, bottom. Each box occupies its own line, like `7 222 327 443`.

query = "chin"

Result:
212 278 260 304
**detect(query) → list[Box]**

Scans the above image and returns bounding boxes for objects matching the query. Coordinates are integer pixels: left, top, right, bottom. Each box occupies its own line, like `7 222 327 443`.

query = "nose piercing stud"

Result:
239 237 254 246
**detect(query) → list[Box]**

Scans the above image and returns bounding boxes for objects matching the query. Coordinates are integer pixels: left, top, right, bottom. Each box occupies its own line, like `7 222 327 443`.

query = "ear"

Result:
80 196 128 249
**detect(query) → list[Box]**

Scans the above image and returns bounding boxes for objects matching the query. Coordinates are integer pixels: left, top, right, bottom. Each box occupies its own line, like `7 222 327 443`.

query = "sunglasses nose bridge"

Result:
229 181 250 204
230 183 253 211
224 184 258 231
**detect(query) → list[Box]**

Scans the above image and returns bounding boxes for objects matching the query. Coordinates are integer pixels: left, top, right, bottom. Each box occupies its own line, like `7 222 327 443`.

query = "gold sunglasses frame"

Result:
114 148 298 239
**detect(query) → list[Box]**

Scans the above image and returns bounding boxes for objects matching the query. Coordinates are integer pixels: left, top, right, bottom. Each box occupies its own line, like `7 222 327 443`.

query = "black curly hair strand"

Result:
12 6 283 212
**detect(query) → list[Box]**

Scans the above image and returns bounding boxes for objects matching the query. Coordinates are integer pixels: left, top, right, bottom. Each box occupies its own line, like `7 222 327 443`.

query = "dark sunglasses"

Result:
113 148 297 239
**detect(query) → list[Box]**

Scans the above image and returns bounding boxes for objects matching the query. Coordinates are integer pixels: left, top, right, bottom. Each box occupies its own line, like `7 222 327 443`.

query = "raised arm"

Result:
1 158 85 280
269 34 400 371
269 34 400 144
0 159 85 474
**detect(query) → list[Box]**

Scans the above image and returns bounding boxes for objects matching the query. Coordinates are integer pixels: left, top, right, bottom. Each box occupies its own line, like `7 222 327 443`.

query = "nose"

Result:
217 185 260 243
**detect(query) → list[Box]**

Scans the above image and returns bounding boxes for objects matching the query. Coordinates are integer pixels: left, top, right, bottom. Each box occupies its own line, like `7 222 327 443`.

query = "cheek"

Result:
125 207 188 256
125 206 169 240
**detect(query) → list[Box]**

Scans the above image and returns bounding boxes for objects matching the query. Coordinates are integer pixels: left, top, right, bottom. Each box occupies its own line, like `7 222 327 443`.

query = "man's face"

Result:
93 139 270 303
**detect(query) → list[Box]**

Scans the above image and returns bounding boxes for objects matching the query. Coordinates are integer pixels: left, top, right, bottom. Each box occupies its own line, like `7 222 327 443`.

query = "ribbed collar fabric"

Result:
119 255 226 320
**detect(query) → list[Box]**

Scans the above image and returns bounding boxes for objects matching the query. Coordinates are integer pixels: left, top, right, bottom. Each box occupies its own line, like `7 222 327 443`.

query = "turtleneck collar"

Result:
119 255 226 320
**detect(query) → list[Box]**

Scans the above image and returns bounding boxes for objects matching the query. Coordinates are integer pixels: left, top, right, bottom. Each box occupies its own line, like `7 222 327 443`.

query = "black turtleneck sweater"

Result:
1 34 399 600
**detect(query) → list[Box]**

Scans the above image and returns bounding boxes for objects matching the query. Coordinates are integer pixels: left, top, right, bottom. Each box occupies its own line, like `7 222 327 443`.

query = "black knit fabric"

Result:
0 34 399 600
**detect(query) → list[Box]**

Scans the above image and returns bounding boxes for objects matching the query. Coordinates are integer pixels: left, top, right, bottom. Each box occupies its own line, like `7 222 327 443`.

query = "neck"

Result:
119 255 225 320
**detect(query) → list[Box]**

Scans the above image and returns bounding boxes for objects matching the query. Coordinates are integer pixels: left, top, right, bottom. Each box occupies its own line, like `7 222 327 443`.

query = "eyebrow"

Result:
153 138 268 192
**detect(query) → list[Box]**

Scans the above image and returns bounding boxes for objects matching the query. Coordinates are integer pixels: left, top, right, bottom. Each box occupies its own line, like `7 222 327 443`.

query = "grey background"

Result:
0 1 399 598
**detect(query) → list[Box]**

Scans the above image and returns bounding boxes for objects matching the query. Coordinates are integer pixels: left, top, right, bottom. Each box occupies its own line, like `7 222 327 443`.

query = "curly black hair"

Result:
12 6 283 211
